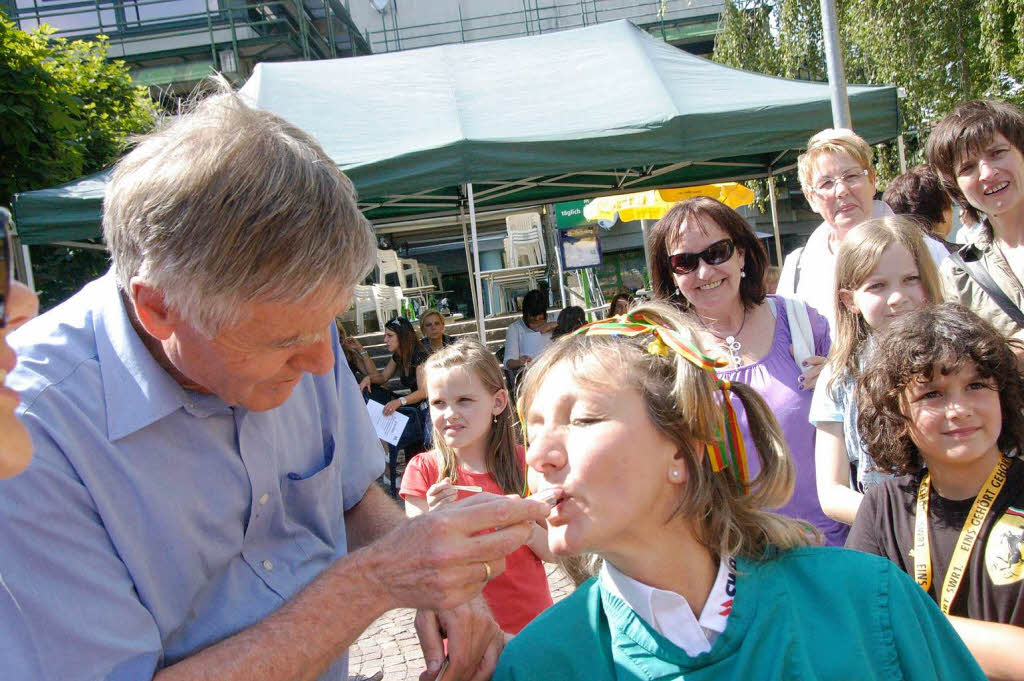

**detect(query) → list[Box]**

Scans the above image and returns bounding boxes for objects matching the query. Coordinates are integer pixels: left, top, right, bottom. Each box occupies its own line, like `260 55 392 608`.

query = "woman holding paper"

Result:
363 317 430 495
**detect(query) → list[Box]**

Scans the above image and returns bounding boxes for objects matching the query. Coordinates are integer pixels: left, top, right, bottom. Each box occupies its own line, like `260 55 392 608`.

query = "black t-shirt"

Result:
392 349 427 392
847 456 1024 625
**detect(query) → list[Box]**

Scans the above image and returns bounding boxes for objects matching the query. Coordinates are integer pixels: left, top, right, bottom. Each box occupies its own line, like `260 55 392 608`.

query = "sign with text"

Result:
553 200 592 230
558 225 603 270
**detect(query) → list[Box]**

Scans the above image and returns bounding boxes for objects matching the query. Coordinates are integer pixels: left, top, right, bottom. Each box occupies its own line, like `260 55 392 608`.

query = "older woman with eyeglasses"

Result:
650 197 849 546
777 129 948 333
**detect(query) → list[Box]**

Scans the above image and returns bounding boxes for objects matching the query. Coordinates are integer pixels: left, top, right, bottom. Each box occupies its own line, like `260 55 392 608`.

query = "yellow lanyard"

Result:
914 455 1011 614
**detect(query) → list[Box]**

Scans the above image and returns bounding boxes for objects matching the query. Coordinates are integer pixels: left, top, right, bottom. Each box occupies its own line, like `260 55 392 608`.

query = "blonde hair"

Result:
517 301 814 568
797 128 874 196
104 77 376 337
424 339 524 495
419 309 444 332
828 216 945 392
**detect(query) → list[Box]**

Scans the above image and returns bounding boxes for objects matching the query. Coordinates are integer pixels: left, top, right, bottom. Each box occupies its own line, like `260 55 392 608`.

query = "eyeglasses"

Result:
668 239 735 274
813 168 870 195
0 209 12 328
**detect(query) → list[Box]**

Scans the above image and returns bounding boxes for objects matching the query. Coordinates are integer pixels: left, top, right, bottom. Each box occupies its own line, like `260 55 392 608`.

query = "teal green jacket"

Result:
494 547 984 680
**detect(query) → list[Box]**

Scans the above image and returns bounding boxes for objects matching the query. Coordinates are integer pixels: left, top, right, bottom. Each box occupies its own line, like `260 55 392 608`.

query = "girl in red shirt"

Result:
400 339 554 634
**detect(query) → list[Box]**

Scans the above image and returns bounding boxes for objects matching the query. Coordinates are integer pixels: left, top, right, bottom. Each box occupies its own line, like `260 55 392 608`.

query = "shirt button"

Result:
258 493 270 506
262 559 274 571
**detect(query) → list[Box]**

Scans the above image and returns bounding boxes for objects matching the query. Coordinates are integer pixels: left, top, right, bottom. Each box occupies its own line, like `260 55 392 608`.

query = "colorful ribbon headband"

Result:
570 313 749 488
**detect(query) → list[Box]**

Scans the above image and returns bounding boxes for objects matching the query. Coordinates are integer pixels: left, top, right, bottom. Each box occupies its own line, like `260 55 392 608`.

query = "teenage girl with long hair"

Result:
363 317 430 494
400 339 553 634
810 216 946 524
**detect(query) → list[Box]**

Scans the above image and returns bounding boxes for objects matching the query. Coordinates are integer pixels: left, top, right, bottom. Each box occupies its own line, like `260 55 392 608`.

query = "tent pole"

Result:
768 175 783 266
459 206 476 303
459 204 480 327
640 220 652 289
897 133 908 173
554 226 567 309
466 183 487 344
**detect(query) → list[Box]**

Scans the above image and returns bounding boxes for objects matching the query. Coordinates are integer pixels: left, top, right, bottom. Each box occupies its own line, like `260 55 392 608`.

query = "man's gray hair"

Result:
103 81 376 337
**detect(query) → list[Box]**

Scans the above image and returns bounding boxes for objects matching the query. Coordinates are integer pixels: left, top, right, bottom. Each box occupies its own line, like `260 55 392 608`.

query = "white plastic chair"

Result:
376 249 400 285
399 256 423 288
350 284 377 334
372 284 402 325
507 225 546 266
419 263 443 293
505 212 542 234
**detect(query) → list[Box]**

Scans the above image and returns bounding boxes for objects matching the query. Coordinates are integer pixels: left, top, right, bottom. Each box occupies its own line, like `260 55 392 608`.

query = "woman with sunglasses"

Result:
649 197 848 546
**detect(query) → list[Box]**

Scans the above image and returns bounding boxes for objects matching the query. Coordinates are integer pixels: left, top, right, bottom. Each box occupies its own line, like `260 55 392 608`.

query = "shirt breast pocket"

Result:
282 435 343 560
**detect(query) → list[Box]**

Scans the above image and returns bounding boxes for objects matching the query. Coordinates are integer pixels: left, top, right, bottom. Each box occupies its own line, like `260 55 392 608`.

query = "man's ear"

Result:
838 288 859 314
130 277 179 341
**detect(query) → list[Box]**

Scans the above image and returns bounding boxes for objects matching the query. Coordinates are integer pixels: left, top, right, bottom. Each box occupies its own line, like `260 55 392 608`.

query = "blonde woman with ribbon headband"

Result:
850 303 1024 681
494 300 985 681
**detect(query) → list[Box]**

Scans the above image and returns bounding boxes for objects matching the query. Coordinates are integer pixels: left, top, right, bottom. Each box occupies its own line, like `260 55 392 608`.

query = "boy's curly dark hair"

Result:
857 303 1024 476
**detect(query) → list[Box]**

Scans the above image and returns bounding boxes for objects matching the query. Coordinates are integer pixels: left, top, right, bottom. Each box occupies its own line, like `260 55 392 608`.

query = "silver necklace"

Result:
699 308 747 367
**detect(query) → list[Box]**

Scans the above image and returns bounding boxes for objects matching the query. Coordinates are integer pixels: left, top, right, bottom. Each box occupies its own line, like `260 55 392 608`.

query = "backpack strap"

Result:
947 249 1024 327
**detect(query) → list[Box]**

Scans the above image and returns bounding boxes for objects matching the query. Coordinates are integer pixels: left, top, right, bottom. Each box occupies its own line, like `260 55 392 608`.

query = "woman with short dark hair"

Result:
883 165 954 239
649 197 846 545
503 289 556 371
928 99 1024 339
552 306 586 340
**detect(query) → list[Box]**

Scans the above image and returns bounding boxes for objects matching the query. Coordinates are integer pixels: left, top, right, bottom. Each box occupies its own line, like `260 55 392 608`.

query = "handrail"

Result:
366 0 722 53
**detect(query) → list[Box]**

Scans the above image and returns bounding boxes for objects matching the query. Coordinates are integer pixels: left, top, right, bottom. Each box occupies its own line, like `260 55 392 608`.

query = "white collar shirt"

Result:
600 555 737 656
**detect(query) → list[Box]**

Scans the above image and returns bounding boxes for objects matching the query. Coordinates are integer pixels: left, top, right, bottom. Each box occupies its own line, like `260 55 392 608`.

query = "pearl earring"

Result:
740 270 746 279
670 469 682 481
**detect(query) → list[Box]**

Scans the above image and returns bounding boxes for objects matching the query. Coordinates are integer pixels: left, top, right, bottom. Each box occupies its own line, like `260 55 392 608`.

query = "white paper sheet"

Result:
365 399 410 446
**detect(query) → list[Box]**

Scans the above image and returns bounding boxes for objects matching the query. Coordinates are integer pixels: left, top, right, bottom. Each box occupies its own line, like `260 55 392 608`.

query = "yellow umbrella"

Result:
583 183 755 223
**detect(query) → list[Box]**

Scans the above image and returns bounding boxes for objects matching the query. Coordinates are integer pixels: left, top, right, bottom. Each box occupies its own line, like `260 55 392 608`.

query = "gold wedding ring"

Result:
482 562 493 582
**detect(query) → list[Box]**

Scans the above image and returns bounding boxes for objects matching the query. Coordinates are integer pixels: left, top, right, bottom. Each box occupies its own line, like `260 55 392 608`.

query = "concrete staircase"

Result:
347 312 529 374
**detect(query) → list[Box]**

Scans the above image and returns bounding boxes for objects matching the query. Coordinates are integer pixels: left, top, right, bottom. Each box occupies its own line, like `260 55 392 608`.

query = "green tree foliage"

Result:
0 13 155 309
713 0 1023 172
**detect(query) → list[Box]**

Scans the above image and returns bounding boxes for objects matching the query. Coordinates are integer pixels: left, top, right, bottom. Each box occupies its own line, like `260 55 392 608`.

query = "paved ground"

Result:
348 563 575 681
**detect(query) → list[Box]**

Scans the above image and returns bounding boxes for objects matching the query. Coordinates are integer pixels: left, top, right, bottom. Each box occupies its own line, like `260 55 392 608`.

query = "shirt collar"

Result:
92 270 192 440
600 555 735 657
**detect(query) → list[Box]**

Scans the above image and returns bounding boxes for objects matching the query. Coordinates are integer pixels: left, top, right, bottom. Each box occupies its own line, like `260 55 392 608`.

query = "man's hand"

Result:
414 598 504 681
368 493 550 613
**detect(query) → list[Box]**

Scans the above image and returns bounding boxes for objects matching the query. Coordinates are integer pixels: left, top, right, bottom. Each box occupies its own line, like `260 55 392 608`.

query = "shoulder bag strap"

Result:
784 296 815 368
948 249 1024 327
792 245 805 292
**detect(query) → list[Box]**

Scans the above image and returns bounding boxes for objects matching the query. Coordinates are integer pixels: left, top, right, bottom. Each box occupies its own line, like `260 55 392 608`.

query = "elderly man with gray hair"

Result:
0 86 549 681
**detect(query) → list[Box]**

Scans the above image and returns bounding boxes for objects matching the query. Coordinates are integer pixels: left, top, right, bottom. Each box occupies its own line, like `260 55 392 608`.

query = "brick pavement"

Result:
347 563 575 681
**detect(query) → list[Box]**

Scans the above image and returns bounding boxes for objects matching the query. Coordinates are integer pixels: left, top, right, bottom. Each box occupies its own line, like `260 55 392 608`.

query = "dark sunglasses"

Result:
667 238 735 274
0 209 12 328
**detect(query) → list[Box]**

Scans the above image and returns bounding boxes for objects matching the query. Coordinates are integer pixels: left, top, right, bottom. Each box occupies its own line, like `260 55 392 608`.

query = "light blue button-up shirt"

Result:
0 272 383 680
